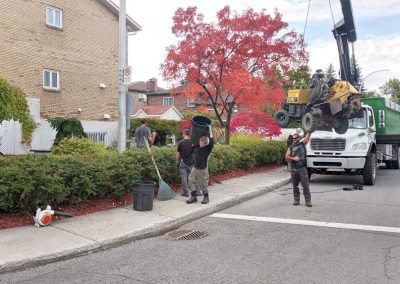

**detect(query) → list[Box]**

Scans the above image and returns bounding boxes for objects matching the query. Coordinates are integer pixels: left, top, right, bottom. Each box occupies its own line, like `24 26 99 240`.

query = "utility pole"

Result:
118 0 127 153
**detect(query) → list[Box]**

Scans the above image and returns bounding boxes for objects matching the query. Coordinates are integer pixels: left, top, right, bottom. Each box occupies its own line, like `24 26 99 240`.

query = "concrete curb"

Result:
0 176 291 274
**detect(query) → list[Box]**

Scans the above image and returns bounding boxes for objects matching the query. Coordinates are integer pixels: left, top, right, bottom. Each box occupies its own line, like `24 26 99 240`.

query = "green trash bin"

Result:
133 181 155 211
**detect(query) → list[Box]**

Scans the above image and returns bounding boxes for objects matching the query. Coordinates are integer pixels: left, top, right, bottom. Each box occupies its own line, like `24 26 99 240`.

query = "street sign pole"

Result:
118 0 127 153
124 66 132 147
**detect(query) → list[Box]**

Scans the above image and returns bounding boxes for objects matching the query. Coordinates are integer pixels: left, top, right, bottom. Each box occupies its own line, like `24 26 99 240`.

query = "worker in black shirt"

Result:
186 124 214 204
176 129 201 197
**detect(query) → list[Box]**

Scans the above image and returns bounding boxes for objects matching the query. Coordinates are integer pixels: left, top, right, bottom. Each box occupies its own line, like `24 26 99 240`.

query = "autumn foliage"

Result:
179 118 192 132
230 112 281 138
162 6 307 143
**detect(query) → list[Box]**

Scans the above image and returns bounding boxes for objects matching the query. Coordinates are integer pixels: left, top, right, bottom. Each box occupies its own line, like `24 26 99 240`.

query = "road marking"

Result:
210 213 400 234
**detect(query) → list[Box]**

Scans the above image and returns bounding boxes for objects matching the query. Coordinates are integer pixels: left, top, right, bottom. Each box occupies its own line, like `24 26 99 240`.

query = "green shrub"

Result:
0 139 286 213
48 117 87 145
0 76 36 144
129 118 180 140
51 137 110 155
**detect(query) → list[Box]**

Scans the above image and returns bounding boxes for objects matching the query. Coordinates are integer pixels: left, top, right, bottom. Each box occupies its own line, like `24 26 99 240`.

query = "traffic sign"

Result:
123 66 132 84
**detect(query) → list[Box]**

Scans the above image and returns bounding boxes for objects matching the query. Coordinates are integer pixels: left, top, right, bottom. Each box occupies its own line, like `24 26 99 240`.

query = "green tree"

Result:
350 57 362 91
362 90 379 98
282 65 311 92
379 78 400 103
325 63 337 81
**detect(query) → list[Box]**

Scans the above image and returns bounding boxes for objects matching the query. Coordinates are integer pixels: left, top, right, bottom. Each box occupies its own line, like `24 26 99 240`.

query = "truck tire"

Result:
363 152 377 185
274 110 290 128
393 159 399 170
302 112 316 133
334 118 349 134
385 161 393 169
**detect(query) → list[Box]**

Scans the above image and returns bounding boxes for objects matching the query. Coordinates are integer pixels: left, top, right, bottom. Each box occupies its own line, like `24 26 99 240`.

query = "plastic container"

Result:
132 181 155 211
190 116 211 146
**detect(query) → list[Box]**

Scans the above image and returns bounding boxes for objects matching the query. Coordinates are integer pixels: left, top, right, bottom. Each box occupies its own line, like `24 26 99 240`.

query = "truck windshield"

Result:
348 109 367 129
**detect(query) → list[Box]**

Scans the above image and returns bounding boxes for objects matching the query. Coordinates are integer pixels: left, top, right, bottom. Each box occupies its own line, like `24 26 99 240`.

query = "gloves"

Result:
296 128 304 138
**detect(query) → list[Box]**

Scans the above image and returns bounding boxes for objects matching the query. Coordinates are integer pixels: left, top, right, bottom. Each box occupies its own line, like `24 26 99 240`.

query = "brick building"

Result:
0 0 141 121
128 78 214 114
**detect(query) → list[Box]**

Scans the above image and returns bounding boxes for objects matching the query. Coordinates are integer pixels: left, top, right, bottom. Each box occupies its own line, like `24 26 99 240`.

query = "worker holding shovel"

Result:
186 124 214 205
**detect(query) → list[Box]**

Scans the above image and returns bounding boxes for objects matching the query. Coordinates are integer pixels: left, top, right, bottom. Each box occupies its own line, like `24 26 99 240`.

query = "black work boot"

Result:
306 201 312 207
186 191 197 204
293 200 300 206
201 193 209 204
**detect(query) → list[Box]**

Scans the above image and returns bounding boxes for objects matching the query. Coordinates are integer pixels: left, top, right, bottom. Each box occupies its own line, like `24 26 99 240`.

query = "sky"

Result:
113 0 400 91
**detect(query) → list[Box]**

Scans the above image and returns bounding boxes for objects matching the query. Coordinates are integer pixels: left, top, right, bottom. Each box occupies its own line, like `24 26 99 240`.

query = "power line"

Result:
303 0 312 38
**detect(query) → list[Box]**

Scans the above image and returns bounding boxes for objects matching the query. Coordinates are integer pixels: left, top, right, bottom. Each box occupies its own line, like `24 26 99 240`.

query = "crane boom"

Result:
333 0 357 85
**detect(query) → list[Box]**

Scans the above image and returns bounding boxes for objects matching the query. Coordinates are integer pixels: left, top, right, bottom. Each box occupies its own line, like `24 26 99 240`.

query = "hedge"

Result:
0 140 286 213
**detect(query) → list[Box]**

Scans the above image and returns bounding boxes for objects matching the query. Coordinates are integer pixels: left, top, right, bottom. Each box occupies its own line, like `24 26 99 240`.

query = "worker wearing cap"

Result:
285 131 312 207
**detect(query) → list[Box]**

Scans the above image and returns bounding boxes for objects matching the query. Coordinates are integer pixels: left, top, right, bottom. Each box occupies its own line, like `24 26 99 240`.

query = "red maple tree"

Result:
161 6 308 144
230 112 281 138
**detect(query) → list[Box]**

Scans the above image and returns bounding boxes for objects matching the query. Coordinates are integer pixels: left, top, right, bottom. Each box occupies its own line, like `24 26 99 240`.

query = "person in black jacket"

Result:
186 125 214 205
176 129 201 197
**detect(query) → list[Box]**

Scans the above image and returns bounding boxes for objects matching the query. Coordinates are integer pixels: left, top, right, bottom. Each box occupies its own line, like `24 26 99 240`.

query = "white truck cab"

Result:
306 105 378 185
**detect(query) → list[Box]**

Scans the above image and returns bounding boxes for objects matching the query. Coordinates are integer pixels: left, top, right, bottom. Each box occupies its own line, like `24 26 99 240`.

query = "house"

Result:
128 78 245 125
0 0 141 152
127 78 168 112
131 106 183 121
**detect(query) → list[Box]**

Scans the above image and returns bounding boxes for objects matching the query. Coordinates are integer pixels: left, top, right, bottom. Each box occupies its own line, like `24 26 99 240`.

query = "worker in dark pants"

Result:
176 129 201 197
285 132 312 207
186 125 214 205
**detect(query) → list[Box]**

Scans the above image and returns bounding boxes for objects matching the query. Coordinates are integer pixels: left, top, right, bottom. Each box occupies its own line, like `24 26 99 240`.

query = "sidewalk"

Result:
0 166 290 274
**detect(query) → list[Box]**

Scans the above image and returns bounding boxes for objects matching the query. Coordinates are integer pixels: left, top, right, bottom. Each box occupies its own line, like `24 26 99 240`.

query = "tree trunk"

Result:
224 124 231 145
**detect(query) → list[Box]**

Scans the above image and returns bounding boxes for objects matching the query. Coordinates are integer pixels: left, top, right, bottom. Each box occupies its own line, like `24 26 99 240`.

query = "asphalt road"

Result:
2 168 400 284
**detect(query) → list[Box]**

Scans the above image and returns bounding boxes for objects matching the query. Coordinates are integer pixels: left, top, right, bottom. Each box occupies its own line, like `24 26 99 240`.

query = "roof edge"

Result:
97 0 142 32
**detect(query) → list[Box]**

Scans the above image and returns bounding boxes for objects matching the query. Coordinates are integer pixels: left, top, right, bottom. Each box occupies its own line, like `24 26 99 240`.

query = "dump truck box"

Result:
361 97 400 144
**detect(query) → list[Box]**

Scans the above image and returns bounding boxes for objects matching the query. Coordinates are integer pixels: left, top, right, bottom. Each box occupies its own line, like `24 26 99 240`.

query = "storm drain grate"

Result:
165 229 208 240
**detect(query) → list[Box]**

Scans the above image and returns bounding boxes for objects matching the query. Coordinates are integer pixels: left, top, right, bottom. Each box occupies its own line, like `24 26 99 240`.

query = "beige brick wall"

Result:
0 0 123 120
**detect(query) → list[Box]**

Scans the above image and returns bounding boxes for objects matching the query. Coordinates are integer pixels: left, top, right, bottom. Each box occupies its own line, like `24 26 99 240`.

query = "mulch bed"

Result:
0 164 280 230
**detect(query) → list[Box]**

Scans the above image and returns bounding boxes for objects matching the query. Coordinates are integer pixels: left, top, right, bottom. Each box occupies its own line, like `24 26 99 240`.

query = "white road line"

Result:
210 213 400 234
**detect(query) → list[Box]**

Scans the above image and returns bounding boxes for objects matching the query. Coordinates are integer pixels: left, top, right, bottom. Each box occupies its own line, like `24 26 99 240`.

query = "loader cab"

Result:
274 87 310 128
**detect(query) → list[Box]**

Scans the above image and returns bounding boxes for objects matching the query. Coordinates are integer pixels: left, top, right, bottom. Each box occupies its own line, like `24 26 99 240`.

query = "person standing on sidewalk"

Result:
176 129 201 197
186 125 214 205
285 132 312 207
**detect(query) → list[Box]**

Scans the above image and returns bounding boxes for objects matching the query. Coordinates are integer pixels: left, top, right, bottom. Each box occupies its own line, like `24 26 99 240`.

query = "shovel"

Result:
144 139 175 201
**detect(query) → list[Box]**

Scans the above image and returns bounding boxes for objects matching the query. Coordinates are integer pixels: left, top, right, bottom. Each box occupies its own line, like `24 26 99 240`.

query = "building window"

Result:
43 69 60 90
187 99 196 108
46 6 63 29
138 93 146 102
163 97 174 106
87 132 107 144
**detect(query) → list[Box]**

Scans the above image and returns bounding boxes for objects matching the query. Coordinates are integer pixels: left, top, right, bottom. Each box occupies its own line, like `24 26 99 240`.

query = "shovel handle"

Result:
144 139 162 180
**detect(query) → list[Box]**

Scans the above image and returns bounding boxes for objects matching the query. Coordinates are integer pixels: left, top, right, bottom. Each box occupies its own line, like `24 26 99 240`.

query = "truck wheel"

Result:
393 160 399 170
334 118 349 134
302 112 316 133
385 161 393 169
363 153 377 185
274 110 290 128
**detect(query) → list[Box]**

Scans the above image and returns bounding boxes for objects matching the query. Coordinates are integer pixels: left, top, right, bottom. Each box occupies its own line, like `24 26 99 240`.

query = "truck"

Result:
306 96 400 185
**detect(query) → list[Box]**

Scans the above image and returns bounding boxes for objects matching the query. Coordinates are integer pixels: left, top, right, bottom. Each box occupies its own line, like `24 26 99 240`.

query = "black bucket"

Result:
190 116 211 146
132 180 155 211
